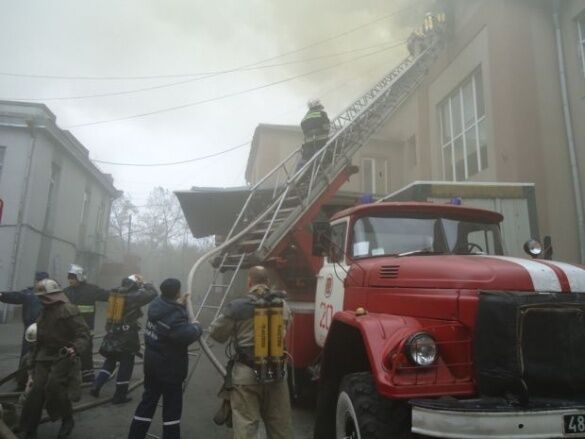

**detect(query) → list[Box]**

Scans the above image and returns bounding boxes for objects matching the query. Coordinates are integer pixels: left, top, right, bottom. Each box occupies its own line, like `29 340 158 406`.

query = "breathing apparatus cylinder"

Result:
106 291 126 329
253 297 269 382
268 298 285 380
106 293 116 324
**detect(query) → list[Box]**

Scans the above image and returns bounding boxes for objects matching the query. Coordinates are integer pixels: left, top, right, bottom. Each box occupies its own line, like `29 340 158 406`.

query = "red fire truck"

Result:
303 201 585 438
180 20 585 437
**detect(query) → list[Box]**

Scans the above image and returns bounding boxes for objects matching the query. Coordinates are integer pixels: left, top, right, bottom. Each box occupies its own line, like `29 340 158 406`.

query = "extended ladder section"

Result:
187 37 444 331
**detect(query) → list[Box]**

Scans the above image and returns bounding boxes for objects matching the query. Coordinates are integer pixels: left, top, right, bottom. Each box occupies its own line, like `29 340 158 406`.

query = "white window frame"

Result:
439 69 487 181
579 16 585 76
80 189 91 223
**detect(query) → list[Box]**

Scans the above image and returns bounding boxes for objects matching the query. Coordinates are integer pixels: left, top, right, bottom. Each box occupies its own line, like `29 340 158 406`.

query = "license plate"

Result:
564 414 585 435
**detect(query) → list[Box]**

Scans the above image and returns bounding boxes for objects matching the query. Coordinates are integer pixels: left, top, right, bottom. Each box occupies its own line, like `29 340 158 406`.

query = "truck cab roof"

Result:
330 201 504 224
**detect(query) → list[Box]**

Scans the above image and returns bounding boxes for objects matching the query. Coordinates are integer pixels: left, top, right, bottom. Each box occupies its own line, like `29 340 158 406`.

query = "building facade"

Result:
0 101 119 321
245 0 585 264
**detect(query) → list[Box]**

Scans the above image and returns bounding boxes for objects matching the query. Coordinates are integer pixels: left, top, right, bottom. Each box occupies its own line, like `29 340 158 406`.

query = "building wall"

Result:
0 102 118 321
245 0 585 263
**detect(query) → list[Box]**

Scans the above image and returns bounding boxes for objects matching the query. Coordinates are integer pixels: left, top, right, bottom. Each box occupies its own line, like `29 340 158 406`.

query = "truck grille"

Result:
521 305 585 398
379 265 400 279
475 292 585 401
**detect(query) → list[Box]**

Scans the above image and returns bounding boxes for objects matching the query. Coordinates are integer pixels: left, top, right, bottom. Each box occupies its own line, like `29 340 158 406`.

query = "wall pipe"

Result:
553 0 585 263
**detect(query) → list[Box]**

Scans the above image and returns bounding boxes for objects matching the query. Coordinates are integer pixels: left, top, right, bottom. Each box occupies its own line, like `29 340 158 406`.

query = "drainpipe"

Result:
553 0 585 263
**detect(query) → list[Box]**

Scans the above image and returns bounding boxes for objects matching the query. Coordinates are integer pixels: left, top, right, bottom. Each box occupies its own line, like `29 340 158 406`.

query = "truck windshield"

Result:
352 215 503 259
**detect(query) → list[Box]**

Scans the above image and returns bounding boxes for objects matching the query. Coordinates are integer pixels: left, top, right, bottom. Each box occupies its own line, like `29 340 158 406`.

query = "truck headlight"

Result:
406 332 438 366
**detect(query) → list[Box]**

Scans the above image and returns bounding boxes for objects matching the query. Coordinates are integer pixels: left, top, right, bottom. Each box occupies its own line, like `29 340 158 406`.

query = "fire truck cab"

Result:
311 201 585 439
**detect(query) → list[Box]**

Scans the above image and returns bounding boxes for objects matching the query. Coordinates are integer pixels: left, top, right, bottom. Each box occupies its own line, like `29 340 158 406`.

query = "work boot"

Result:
57 416 74 439
111 394 132 405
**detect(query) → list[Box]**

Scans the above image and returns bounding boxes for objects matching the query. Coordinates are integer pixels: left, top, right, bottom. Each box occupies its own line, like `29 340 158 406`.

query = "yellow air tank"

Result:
253 298 269 381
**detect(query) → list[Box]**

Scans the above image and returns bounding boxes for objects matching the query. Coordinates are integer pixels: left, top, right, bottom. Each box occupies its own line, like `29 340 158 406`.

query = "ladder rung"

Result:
201 304 220 310
210 284 228 288
240 239 261 246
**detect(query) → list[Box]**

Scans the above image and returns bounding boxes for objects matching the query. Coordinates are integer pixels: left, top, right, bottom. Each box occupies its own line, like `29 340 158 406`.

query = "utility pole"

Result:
127 214 132 255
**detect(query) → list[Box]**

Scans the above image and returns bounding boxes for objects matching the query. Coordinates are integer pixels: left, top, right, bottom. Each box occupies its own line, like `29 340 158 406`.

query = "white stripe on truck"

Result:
541 260 585 293
481 255 561 292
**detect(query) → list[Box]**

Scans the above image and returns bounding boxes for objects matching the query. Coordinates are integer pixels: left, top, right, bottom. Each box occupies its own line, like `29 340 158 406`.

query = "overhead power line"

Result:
0 3 419 81
90 52 394 167
11 41 399 102
67 42 405 129
92 141 250 167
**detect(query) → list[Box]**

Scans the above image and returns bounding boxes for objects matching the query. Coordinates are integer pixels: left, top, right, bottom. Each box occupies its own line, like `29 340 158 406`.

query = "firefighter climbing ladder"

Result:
182 35 446 390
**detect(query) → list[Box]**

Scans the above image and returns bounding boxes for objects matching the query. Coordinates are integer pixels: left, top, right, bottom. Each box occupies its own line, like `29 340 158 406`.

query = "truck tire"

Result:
336 372 412 439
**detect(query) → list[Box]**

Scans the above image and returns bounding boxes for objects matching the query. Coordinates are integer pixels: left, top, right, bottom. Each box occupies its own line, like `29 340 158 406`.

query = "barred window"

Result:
439 69 487 181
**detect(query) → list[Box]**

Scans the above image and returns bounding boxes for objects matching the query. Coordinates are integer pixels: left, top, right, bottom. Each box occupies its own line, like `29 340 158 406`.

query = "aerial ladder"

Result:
186 24 447 379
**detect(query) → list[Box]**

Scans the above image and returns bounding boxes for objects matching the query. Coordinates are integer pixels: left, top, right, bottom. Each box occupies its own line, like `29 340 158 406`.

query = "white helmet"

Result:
25 323 37 343
67 264 86 282
307 99 324 110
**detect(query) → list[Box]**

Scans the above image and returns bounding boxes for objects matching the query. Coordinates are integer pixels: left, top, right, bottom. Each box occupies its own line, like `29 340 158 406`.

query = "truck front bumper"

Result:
411 397 585 439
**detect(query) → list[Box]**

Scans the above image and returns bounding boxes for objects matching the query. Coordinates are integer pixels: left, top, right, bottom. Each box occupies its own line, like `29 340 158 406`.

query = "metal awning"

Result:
175 186 256 238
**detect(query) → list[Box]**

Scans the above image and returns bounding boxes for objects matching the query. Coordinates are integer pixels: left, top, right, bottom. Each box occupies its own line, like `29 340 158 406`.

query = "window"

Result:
362 158 375 193
351 214 503 259
80 188 91 224
439 69 487 181
43 164 61 232
328 221 347 263
579 16 585 75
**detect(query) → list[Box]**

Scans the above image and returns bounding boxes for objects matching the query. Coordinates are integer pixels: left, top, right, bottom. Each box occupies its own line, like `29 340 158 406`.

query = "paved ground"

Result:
0 305 315 438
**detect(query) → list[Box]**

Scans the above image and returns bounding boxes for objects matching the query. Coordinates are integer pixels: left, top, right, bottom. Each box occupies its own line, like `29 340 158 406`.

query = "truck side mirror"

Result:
312 222 331 256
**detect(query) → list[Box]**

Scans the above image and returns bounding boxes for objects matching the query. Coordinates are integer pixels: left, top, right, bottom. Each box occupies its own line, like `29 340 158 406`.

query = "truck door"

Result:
314 219 349 347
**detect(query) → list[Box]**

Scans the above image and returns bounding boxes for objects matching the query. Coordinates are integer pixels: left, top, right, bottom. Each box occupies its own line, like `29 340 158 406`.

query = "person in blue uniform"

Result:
128 278 202 439
0 271 48 390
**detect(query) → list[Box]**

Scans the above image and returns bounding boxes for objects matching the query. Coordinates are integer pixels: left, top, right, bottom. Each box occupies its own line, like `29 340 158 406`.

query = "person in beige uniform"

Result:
209 266 293 439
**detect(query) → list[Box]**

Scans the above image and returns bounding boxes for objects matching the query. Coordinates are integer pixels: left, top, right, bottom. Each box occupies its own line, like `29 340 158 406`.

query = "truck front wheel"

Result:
336 372 412 439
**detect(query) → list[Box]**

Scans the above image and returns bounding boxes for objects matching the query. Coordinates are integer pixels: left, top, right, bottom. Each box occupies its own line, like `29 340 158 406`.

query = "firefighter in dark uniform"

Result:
0 271 48 390
91 275 157 404
209 266 293 439
298 99 330 170
63 264 109 383
128 278 202 439
19 279 90 439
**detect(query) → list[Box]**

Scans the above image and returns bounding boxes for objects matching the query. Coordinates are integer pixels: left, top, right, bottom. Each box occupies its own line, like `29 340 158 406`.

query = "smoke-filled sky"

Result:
0 0 432 206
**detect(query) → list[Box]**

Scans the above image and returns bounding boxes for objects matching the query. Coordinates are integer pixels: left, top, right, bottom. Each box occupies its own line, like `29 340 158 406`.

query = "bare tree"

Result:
109 194 138 251
137 187 189 250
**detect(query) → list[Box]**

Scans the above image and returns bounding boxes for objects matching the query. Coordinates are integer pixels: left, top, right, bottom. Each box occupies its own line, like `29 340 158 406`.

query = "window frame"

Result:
327 220 348 264
439 69 487 181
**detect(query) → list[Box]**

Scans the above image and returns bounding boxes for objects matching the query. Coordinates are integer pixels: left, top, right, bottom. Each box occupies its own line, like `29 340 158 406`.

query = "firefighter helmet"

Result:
67 264 86 282
25 323 37 343
35 279 63 295
307 99 324 111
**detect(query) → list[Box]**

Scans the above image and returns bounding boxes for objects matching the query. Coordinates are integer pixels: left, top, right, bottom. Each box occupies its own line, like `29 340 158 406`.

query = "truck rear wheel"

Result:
336 372 412 439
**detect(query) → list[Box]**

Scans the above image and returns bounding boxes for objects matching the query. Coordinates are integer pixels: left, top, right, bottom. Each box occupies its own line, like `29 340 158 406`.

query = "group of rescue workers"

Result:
0 101 332 439
1 264 295 439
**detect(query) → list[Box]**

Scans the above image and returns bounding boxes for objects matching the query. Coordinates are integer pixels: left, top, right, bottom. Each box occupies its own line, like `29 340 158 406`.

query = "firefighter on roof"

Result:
209 266 293 439
63 264 110 383
298 99 330 170
19 279 90 439
91 274 157 404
